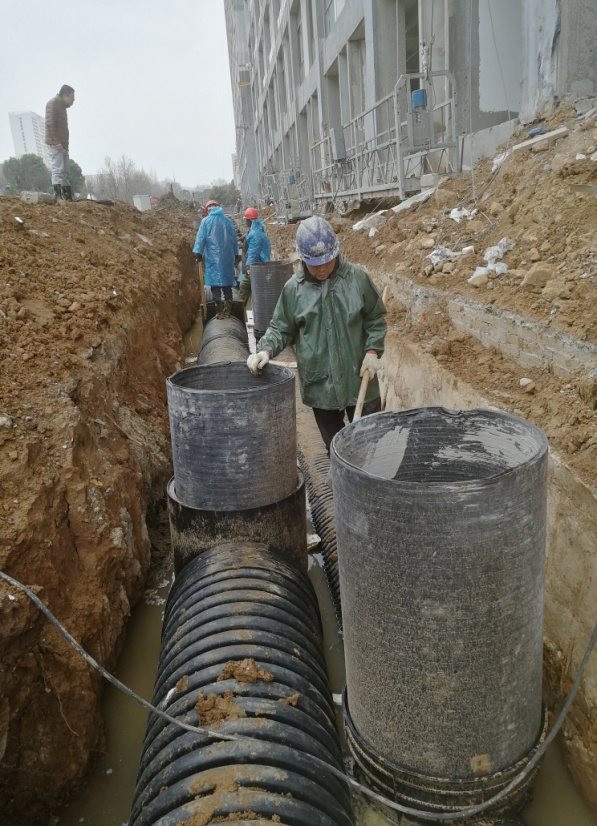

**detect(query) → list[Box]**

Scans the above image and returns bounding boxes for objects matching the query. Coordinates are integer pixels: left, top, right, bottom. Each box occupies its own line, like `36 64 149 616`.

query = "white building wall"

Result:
223 0 260 203
9 111 51 166
478 0 523 117
519 0 561 122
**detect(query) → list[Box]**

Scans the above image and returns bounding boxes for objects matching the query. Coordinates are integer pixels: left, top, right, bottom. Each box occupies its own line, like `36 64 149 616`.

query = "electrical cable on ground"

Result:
2 567 596 822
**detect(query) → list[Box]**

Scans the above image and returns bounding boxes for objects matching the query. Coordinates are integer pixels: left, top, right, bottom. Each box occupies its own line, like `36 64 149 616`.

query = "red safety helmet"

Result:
205 200 220 213
244 207 259 220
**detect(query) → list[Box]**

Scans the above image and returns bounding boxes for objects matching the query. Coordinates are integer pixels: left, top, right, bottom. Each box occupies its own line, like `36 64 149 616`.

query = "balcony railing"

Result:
310 70 459 205
263 168 312 221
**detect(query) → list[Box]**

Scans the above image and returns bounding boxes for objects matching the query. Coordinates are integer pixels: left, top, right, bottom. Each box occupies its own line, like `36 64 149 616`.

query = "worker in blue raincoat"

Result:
239 207 271 307
193 200 239 317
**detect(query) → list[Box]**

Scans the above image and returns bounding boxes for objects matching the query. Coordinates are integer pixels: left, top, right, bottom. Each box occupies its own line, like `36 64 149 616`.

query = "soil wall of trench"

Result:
0 197 199 824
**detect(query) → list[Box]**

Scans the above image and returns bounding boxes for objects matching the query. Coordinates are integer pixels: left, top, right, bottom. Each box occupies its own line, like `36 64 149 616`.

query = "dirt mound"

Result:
0 195 199 822
340 107 597 342
154 191 197 214
264 216 297 261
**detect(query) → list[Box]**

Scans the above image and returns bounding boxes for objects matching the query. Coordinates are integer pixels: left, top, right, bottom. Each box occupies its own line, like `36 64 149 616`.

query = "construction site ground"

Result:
0 103 596 823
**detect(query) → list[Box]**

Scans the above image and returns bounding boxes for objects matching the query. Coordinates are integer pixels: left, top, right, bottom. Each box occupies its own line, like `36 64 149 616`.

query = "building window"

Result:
325 0 345 35
297 18 304 78
264 10 271 59
306 0 314 67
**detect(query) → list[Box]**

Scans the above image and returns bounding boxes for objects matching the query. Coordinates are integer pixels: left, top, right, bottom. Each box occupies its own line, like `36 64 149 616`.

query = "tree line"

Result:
1 153 85 195
0 153 239 207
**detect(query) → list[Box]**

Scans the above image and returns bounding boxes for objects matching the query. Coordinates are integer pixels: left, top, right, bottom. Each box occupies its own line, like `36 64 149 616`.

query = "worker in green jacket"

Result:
247 215 387 453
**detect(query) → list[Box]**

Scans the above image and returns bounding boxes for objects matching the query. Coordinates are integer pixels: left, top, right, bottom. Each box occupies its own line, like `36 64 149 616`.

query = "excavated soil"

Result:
195 691 247 728
0 194 199 824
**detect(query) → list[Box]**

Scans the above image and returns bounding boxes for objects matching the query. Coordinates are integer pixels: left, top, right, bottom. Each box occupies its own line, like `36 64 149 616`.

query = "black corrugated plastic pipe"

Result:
250 260 293 334
200 315 248 348
196 337 249 365
166 362 297 511
129 542 354 826
167 472 308 573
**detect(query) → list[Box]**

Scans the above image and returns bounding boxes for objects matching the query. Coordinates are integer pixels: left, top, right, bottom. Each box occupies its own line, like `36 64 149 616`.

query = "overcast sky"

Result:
0 0 236 188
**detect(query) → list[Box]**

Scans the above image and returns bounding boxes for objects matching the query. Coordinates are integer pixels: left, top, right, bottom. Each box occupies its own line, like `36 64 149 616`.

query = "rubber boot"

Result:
222 299 232 319
215 300 225 319
53 184 63 202
61 185 73 201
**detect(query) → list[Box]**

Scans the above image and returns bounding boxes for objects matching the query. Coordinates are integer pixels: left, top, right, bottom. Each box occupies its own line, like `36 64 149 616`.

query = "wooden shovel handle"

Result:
198 261 207 320
354 370 370 420
354 286 387 421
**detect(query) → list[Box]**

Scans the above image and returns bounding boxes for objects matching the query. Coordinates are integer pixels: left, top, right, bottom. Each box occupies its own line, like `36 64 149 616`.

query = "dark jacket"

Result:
45 96 69 150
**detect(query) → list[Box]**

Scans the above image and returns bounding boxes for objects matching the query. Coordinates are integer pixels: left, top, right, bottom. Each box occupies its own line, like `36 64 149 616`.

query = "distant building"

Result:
223 1 260 206
9 111 51 166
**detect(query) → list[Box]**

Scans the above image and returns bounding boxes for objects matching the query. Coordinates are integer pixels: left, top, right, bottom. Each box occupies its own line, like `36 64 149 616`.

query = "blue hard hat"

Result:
296 216 340 266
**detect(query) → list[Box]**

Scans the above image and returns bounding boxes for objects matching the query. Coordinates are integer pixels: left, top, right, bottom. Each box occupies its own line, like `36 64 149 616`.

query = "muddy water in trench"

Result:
55 584 169 826
182 313 203 360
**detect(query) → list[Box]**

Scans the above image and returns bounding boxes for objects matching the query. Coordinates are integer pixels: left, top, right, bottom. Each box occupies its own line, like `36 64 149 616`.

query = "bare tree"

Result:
87 155 166 204
87 156 118 201
161 178 184 197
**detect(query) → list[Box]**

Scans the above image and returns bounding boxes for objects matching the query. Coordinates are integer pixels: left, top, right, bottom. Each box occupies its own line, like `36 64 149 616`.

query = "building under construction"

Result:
224 0 596 218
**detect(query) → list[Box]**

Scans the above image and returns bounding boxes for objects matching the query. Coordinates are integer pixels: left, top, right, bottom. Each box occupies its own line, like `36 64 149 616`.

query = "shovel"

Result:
353 371 370 421
198 259 207 321
354 285 389 421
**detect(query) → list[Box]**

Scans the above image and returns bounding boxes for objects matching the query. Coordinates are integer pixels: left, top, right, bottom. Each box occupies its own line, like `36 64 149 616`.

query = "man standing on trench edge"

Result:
246 215 387 454
45 84 75 202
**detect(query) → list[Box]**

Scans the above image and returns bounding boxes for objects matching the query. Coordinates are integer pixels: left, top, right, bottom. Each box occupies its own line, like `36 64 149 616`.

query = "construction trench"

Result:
1 108 597 825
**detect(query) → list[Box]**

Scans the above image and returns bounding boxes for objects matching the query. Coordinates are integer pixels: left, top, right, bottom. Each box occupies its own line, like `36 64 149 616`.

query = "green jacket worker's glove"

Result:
247 351 270 375
360 351 380 377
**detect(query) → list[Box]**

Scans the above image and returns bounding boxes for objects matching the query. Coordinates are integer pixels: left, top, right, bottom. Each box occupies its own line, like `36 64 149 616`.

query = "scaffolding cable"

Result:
486 0 513 124
469 0 477 204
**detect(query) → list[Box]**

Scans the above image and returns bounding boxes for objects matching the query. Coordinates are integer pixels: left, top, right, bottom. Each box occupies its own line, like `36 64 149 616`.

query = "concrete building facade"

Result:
224 0 261 205
223 0 596 216
8 111 51 167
